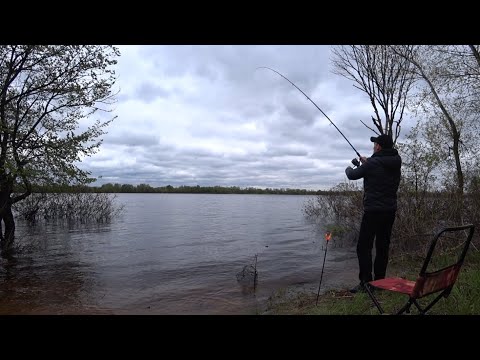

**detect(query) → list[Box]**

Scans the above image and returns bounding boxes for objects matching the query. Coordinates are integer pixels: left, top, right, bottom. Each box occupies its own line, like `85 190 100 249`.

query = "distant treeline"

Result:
24 183 340 195
20 183 470 197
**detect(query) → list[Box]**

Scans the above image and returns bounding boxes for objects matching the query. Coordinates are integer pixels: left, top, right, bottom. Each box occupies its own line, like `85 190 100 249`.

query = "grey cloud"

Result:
178 146 219 158
105 132 159 147
135 82 171 103
284 102 317 127
188 123 265 143
264 145 308 157
194 63 219 83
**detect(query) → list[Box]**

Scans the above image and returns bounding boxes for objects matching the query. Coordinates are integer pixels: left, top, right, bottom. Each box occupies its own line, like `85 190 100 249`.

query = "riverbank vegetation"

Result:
265 250 480 315
12 192 124 224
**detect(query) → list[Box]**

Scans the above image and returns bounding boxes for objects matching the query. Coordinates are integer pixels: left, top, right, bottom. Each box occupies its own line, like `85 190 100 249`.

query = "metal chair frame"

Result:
365 224 475 315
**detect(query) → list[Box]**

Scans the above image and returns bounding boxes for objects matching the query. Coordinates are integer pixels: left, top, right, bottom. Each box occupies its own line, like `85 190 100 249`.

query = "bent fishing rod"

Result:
257 67 361 159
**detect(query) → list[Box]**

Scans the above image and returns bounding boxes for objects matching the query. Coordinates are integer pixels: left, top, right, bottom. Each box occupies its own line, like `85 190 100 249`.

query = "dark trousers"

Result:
357 210 396 283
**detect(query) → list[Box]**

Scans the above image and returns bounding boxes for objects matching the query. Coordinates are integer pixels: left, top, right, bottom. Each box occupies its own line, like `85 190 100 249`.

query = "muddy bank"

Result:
262 246 359 314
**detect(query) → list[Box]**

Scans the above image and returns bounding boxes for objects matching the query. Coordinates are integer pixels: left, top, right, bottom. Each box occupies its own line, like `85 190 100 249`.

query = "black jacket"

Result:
345 148 401 212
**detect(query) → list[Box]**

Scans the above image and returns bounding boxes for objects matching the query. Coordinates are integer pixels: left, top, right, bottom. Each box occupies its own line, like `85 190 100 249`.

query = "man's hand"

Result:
360 156 368 164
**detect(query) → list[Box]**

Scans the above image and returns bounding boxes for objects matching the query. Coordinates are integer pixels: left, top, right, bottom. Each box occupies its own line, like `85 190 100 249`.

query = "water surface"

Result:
0 193 357 314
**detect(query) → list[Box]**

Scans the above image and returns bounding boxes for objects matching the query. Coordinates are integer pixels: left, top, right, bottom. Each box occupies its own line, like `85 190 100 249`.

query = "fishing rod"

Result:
257 67 361 159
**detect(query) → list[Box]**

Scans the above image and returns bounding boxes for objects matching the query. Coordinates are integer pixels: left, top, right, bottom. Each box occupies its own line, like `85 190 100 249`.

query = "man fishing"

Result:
258 67 401 293
345 134 402 293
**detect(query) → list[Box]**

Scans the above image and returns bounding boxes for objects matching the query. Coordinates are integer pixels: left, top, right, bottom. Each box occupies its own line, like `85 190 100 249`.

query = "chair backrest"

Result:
411 224 475 299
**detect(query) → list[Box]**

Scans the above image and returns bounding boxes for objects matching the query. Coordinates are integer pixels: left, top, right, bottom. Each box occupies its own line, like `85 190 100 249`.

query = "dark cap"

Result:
370 134 393 149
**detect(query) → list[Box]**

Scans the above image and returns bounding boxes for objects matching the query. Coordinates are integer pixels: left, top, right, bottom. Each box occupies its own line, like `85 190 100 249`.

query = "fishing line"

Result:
257 66 361 158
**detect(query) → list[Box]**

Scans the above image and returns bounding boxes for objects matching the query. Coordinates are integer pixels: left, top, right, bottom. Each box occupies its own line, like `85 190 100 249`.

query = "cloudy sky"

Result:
82 45 411 190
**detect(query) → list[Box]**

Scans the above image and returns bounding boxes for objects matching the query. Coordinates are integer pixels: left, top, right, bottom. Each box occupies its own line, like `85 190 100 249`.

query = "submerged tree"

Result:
331 45 416 144
0 45 120 252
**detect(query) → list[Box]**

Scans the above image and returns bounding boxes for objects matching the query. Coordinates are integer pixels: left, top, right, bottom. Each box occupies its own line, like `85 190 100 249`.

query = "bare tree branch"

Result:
332 45 416 145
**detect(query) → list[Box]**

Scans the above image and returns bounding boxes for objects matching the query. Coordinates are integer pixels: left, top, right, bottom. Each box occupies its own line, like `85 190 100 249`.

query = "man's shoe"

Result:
349 283 366 294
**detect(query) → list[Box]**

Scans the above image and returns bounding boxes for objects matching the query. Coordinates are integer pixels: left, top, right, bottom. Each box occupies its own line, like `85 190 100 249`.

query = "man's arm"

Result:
345 162 368 180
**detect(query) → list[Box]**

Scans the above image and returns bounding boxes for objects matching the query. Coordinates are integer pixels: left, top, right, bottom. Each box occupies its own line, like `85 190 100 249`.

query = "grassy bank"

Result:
264 250 480 315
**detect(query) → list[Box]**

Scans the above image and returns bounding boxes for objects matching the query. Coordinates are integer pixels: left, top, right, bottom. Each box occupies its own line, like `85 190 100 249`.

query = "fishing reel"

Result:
351 158 360 167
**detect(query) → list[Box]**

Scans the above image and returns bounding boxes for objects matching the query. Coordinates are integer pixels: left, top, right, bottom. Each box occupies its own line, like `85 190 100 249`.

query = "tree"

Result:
392 45 480 196
0 45 120 251
331 45 416 143
398 123 439 198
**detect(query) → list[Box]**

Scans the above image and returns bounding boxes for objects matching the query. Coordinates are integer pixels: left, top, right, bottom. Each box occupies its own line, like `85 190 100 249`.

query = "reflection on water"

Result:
0 194 358 314
0 255 96 314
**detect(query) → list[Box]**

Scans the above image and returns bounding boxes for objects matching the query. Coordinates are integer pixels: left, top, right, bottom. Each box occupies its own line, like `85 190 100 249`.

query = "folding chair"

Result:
365 224 475 315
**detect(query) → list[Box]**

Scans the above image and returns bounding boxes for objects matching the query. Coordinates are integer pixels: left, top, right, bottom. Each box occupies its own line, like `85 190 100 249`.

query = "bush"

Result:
303 182 363 247
304 182 480 256
12 192 124 224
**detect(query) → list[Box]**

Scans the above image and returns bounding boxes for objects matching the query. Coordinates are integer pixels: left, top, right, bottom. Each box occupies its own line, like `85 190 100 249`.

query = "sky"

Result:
82 45 412 191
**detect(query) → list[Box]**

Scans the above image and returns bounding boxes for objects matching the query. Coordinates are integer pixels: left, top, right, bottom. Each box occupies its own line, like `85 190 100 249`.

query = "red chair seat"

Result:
369 278 416 295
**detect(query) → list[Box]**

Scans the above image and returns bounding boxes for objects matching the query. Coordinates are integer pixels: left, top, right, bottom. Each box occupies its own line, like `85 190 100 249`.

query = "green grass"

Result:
264 250 480 315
